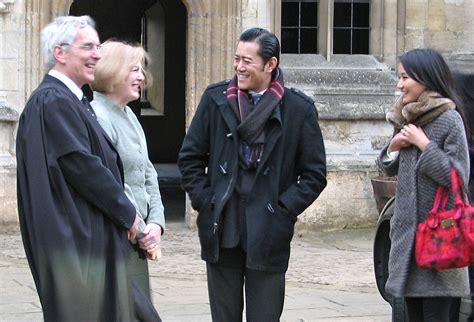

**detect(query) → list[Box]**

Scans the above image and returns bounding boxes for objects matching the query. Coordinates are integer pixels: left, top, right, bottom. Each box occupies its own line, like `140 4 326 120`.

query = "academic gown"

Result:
16 75 155 321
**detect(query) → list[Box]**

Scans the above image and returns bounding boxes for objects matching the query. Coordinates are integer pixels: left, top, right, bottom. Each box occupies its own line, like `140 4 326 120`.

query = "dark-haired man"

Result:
179 27 327 321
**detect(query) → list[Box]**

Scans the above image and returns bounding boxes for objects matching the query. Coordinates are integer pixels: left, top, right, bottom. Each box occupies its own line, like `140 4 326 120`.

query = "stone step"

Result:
280 54 390 70
304 90 397 120
283 68 396 86
280 54 398 95
280 55 398 120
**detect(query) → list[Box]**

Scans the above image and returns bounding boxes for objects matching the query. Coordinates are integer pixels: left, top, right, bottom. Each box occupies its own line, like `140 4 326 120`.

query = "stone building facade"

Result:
0 0 473 230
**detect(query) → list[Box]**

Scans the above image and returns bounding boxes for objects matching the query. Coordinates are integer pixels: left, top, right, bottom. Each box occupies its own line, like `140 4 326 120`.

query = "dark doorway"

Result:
70 0 186 222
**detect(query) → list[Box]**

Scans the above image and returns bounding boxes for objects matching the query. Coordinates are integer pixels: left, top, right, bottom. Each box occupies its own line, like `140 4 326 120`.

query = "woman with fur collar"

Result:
378 48 470 321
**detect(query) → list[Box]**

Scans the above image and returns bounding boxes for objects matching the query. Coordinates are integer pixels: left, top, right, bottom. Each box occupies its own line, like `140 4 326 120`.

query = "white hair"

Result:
40 15 96 69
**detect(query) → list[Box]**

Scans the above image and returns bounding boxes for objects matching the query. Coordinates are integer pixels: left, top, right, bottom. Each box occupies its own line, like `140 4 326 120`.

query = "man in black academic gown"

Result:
16 15 159 321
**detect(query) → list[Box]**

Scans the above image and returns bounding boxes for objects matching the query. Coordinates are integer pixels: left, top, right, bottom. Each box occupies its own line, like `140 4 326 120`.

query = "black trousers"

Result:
405 297 460 322
206 247 285 322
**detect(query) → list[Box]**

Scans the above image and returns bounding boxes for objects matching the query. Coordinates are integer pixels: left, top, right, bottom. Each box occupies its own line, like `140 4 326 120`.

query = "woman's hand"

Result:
146 246 162 261
138 223 162 251
400 124 430 151
388 132 411 153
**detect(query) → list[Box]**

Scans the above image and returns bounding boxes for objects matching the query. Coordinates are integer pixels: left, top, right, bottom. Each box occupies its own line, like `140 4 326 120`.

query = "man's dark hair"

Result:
239 28 280 76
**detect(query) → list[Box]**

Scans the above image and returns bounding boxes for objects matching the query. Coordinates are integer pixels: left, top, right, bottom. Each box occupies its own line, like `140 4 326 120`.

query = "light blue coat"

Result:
92 91 165 234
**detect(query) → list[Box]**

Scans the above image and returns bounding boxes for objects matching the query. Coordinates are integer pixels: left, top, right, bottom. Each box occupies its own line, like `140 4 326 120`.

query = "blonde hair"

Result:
92 41 152 93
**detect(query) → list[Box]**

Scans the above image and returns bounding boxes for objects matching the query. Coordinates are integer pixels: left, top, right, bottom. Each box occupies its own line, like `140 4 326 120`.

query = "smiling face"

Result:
397 64 427 104
55 25 101 87
114 64 145 105
233 41 274 92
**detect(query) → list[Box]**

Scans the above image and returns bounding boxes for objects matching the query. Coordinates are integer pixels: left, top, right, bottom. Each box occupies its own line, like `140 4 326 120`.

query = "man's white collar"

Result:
48 70 84 101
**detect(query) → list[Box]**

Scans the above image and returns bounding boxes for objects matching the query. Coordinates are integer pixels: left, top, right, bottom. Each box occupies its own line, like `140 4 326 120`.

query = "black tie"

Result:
81 96 96 119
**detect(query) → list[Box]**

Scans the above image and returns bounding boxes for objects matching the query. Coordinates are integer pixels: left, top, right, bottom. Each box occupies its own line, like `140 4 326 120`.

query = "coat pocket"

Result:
196 193 216 252
263 202 296 265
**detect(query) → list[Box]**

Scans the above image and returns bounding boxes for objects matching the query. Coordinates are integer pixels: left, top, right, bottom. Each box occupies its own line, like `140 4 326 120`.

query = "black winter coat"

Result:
178 80 327 273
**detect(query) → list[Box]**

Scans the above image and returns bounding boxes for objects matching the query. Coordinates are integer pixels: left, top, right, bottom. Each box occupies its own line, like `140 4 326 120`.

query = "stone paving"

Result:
0 222 391 321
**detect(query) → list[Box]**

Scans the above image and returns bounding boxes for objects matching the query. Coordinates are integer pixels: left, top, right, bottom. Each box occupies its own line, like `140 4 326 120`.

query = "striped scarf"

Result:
226 68 285 168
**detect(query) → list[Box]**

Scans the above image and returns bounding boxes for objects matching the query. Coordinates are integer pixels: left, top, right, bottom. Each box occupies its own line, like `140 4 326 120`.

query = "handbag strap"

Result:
450 167 469 220
440 186 450 210
431 185 447 213
450 168 467 203
426 167 467 227
428 186 448 227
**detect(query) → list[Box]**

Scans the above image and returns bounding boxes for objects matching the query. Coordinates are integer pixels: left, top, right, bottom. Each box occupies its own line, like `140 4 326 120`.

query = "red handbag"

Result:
415 168 473 270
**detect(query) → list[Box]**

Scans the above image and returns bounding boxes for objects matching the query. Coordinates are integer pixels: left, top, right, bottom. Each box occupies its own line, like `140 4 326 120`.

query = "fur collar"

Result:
386 91 455 129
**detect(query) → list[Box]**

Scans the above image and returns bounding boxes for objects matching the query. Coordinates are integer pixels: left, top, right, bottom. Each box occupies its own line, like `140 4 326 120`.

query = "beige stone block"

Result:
299 196 378 230
319 179 337 200
406 2 428 28
0 198 18 227
1 31 21 60
405 28 426 49
0 173 4 198
0 59 19 91
445 8 466 31
0 158 16 198
4 171 16 198
0 127 11 155
296 169 379 230
426 31 473 53
440 1 474 35
383 2 398 26
427 0 447 31
427 16 446 32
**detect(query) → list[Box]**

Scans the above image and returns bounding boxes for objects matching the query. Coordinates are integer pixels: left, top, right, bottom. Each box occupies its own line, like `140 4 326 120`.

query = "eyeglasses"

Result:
60 43 102 52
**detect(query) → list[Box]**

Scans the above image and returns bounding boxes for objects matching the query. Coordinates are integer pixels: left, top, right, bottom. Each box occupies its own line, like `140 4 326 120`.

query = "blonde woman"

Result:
91 40 164 320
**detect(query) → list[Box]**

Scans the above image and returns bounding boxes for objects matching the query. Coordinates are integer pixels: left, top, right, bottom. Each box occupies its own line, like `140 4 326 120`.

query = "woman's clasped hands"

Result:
139 223 163 260
389 124 430 153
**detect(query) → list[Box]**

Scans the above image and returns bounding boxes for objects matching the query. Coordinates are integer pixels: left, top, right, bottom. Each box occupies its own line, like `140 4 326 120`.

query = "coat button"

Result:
267 203 275 213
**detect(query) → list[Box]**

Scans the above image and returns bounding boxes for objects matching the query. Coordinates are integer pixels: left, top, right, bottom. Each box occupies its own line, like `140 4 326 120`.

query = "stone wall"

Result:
1 0 21 227
0 102 18 228
281 54 397 230
404 0 474 55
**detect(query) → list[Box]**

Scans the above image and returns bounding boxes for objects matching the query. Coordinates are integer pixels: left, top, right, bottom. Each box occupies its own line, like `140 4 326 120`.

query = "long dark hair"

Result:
453 72 474 147
399 48 468 137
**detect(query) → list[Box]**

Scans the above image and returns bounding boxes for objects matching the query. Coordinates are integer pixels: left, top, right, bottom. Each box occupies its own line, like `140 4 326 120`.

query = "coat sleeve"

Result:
279 105 327 216
58 152 136 229
42 91 136 229
417 112 470 188
178 91 212 211
377 142 400 177
144 159 165 230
